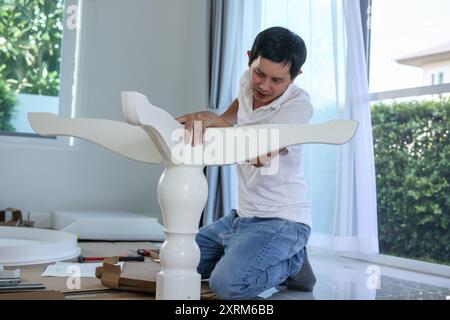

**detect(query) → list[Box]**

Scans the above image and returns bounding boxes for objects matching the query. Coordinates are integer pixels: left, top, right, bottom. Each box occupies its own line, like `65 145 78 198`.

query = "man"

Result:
176 27 316 300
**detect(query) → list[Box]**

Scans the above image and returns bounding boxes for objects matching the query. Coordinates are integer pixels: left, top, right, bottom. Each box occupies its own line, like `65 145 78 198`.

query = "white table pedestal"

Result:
156 165 208 300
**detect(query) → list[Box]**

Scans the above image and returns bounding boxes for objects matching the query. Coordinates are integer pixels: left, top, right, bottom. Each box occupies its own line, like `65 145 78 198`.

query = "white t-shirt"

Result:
236 69 313 226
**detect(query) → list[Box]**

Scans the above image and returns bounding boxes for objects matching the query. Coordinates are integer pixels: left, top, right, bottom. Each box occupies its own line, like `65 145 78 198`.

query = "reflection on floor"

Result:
262 249 450 300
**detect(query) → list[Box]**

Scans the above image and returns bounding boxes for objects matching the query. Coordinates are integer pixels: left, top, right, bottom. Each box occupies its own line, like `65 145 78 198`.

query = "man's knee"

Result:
209 268 261 300
209 271 244 300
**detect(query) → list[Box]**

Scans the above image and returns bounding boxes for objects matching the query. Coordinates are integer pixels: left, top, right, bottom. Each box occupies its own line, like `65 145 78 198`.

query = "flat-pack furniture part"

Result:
0 226 80 266
28 91 358 300
95 257 217 299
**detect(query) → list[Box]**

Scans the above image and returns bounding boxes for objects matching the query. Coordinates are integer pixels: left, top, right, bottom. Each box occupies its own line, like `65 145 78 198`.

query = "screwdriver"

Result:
77 255 145 263
137 249 160 262
136 249 151 256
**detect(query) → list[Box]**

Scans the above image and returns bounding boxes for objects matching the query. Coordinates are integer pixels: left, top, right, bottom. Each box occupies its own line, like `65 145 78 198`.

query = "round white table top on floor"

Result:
0 226 80 266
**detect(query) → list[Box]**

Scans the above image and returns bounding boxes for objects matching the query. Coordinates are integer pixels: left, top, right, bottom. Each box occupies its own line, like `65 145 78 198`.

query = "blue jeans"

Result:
196 209 311 300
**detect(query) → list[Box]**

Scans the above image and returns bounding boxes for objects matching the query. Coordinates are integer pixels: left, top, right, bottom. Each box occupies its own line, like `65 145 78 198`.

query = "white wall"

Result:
0 0 209 220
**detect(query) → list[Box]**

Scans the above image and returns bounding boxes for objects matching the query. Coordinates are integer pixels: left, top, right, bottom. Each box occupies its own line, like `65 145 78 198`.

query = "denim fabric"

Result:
196 209 311 300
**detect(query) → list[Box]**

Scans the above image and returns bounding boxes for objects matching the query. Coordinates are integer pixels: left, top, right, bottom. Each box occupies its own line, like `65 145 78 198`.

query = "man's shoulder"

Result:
288 84 311 102
280 85 312 112
273 85 313 124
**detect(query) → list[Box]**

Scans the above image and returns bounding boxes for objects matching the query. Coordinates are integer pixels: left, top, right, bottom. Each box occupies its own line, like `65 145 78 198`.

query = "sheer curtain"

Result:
260 0 379 254
202 0 261 225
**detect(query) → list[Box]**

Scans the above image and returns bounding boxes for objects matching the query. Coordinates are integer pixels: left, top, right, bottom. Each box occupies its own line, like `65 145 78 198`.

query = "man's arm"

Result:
218 98 238 127
219 99 288 167
176 99 286 164
176 99 239 146
248 148 289 167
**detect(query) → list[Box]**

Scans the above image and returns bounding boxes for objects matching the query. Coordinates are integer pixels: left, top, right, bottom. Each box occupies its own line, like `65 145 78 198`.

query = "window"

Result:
439 72 445 84
369 0 450 97
0 0 78 137
431 72 445 85
368 0 450 266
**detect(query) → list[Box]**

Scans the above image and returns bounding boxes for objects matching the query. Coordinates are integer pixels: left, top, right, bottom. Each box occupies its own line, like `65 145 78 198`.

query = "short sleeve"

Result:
270 96 313 125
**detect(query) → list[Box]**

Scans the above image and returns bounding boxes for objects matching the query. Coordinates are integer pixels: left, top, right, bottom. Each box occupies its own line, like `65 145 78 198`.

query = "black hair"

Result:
249 26 307 79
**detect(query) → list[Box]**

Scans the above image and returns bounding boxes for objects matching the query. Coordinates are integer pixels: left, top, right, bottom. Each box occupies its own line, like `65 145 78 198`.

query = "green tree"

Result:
0 0 64 96
0 78 16 131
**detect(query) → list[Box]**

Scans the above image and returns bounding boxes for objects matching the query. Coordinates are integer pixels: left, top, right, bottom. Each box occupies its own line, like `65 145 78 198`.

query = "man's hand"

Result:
248 148 289 167
176 111 231 147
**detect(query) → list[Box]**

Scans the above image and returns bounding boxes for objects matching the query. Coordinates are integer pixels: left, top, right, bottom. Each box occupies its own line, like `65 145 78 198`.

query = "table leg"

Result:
155 165 208 300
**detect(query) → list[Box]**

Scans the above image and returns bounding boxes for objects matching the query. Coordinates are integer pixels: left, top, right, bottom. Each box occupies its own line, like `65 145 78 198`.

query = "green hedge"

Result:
372 98 450 265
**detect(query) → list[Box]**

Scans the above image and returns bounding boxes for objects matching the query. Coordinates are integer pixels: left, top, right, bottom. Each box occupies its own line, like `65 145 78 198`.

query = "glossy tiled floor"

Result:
264 249 450 300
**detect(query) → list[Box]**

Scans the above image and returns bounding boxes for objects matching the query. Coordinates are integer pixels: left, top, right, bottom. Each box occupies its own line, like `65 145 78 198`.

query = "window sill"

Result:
309 246 450 278
369 82 450 101
0 134 76 152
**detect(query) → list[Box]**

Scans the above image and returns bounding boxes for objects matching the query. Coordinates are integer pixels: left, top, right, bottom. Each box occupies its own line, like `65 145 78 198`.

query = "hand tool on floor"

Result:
137 249 160 263
77 255 144 263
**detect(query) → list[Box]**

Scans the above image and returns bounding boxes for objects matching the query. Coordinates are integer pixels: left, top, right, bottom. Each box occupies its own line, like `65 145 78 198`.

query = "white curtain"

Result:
203 0 262 225
260 0 379 254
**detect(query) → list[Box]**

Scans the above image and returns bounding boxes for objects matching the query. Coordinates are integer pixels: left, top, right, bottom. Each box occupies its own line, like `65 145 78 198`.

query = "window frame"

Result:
351 0 450 272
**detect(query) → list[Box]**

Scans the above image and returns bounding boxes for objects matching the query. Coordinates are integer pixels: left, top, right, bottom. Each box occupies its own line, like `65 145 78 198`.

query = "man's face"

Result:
248 54 298 108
